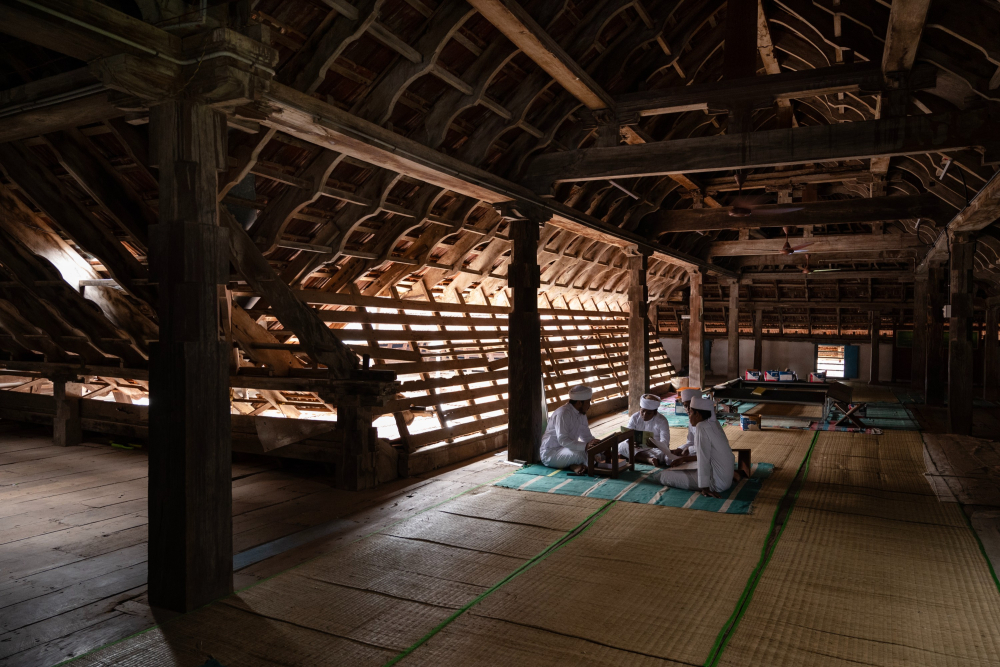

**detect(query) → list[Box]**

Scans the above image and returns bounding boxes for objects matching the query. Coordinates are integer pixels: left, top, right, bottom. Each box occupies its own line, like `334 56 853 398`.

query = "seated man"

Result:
539 385 599 473
673 388 702 457
658 395 749 497
619 393 675 467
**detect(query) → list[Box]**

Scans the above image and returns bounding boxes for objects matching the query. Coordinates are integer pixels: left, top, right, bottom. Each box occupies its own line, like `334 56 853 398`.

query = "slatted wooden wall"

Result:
251 288 678 458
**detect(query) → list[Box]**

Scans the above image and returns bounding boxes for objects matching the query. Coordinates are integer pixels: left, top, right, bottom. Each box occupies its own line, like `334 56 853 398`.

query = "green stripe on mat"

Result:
56 468 520 667
702 431 820 667
383 498 619 667
957 502 1000 598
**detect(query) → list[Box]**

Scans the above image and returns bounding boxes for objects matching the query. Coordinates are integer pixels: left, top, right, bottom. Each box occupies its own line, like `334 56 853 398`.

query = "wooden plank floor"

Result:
0 419 549 667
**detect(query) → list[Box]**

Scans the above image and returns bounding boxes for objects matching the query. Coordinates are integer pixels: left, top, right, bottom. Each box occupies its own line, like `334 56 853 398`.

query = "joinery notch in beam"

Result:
523 108 1000 193
616 63 935 118
708 234 926 257
465 0 613 111
644 194 955 235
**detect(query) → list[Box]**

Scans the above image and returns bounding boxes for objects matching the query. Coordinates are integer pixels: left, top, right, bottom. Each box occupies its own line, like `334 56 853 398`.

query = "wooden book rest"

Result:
586 430 636 478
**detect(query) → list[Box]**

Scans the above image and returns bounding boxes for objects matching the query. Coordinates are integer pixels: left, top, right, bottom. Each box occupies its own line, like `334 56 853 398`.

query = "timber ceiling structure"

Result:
0 0 998 399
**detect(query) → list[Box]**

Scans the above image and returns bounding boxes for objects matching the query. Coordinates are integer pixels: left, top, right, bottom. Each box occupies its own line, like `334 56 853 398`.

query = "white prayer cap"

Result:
680 388 699 401
690 395 715 411
568 385 593 401
639 395 660 410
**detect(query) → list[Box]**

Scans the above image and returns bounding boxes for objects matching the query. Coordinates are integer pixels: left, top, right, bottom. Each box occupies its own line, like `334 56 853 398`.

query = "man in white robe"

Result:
675 388 701 456
658 395 748 495
539 385 598 472
619 394 677 466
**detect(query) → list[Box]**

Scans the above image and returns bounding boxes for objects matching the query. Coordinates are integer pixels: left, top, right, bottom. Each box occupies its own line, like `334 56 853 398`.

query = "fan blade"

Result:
810 268 841 273
790 243 813 253
751 206 803 215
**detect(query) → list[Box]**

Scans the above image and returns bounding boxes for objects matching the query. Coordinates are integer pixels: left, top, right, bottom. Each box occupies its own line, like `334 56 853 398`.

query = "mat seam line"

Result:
702 430 821 667
957 501 1000 597
380 498 619 666
460 613 703 666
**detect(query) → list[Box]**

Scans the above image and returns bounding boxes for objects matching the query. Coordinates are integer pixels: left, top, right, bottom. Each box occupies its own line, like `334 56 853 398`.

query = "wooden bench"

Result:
586 430 636 478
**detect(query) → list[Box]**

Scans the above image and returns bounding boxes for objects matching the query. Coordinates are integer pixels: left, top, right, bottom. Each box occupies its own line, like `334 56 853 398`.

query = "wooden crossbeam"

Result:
708 233 926 257
615 62 934 118
523 108 999 192
739 271 914 282
644 194 955 234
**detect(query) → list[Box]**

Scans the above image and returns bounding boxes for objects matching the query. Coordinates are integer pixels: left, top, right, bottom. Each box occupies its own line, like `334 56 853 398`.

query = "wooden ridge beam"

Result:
522 108 999 193
465 0 613 111
708 233 926 257
615 62 933 118
645 194 955 234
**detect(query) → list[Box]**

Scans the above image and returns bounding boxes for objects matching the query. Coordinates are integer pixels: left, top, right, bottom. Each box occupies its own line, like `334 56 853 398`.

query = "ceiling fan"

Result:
775 226 812 255
799 255 842 274
728 171 803 218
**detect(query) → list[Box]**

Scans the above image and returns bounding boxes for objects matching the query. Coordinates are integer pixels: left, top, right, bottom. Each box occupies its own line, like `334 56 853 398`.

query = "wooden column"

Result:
688 270 705 387
911 269 928 390
506 213 543 463
52 377 81 447
753 308 764 370
627 253 650 414
948 235 975 434
925 265 948 405
727 279 740 378
869 309 881 385
147 101 233 613
985 305 999 402
679 319 689 374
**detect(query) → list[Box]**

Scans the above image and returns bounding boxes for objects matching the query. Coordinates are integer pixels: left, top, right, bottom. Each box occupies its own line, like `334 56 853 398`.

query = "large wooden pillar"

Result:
911 269 928 390
147 101 233 612
727 279 740 378
753 307 764 370
948 235 975 434
627 253 650 413
688 270 704 387
506 212 543 463
985 304 999 402
869 309 881 385
925 265 948 405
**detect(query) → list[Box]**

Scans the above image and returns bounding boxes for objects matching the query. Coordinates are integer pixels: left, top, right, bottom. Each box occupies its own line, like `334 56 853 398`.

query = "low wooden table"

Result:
586 430 636 478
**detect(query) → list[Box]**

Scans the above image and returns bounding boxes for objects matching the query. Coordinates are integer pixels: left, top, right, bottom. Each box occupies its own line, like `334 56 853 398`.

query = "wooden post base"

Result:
335 400 378 491
52 378 81 447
